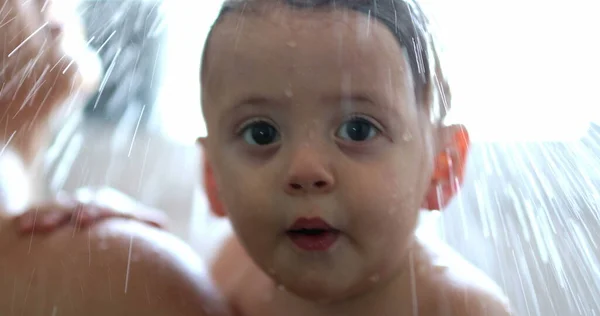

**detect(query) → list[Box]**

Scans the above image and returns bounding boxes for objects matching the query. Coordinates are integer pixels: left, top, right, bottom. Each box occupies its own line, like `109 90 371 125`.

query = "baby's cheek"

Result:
348 164 421 238
220 173 274 223
220 174 280 262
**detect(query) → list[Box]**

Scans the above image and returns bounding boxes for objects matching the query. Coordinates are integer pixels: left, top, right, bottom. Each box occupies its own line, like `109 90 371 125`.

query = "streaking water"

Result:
36 0 600 315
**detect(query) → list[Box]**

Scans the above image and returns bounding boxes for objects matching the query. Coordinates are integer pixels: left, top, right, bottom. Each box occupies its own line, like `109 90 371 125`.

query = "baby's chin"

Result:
267 245 377 303
275 269 377 304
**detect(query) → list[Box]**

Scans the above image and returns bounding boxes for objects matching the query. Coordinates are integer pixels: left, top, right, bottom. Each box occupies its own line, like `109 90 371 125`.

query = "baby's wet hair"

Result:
201 0 451 123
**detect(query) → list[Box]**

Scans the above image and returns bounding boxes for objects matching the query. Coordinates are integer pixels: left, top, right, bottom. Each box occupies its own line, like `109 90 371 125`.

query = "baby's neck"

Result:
272 240 429 316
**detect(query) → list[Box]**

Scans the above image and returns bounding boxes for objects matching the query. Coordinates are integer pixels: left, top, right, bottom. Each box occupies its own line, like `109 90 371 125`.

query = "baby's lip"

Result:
287 217 339 232
286 217 341 252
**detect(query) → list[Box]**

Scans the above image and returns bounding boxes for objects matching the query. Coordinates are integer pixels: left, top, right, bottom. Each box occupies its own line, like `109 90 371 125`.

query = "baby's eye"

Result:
336 117 379 142
241 121 280 146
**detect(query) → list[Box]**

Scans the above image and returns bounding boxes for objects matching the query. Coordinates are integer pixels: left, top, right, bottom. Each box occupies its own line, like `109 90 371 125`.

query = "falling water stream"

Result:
9 0 600 315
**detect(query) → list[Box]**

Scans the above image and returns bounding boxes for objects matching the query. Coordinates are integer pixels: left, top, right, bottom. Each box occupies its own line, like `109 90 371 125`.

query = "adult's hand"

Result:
15 187 168 234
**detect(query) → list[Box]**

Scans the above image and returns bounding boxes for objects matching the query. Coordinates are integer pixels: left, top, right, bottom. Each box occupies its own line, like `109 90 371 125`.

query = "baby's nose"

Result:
284 147 335 195
287 178 332 193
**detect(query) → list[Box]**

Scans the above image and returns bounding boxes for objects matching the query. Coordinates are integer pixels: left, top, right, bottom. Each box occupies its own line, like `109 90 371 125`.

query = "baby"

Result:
23 0 513 315
201 0 512 315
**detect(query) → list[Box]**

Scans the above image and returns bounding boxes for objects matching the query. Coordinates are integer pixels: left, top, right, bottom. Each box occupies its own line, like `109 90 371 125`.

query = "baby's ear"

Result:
196 137 207 148
422 125 470 211
198 137 227 218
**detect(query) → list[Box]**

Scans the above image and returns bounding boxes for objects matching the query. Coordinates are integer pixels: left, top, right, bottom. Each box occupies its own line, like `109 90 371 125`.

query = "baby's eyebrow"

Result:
235 96 272 106
224 93 383 112
225 95 289 113
321 94 374 104
321 93 388 110
233 96 282 108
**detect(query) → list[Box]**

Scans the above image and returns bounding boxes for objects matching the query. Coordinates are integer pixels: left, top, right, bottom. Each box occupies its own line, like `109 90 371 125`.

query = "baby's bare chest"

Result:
235 280 443 316
218 238 485 316
228 260 448 315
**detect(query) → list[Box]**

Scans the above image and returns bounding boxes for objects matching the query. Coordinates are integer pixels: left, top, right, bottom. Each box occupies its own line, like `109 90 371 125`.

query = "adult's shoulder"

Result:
0 218 231 316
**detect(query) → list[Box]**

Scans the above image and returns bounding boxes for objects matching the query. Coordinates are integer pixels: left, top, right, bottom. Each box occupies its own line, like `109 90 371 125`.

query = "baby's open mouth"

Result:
286 218 340 251
287 228 338 236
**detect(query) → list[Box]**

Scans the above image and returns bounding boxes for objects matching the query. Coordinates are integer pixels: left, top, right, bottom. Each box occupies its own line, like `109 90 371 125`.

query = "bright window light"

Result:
151 1 218 143
423 0 599 142
155 0 599 144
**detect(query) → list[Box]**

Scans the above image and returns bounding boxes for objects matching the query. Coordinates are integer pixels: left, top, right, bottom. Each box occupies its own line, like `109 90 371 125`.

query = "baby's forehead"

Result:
204 7 411 90
213 5 381 39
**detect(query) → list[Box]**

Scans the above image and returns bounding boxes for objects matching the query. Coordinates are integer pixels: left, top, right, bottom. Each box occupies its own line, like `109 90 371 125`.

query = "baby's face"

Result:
202 6 438 301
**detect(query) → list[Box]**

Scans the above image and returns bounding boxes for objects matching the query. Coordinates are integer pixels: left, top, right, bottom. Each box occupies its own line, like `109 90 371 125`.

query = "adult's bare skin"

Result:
0 218 229 315
0 1 229 314
0 0 101 210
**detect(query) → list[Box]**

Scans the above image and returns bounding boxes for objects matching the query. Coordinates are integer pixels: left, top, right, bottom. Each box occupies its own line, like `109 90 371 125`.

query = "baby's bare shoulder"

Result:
432 274 512 316
417 238 513 316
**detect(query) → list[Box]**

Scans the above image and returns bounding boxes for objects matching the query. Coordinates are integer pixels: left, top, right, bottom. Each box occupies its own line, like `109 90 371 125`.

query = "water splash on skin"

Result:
369 274 380 283
284 86 294 98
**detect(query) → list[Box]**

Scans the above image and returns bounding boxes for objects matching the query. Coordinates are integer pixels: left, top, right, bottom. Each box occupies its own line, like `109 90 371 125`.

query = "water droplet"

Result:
262 291 274 302
369 274 380 283
284 87 293 98
286 40 297 48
